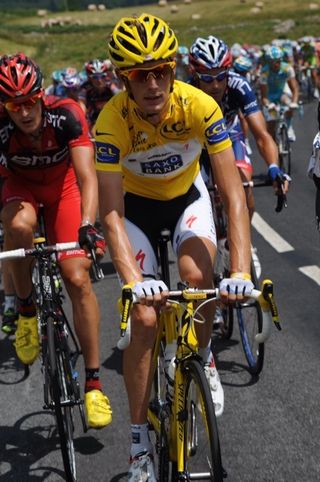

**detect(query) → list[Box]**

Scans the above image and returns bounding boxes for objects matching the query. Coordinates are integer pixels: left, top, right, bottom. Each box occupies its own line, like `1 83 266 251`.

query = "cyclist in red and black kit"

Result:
80 59 122 133
0 53 112 429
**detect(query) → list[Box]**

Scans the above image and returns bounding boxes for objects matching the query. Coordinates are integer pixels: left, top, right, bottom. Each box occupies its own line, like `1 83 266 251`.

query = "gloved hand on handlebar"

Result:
219 272 254 301
78 223 106 253
131 279 169 306
268 163 291 183
267 102 277 111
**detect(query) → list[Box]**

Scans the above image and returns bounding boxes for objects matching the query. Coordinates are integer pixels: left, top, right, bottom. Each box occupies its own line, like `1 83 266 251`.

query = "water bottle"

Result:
164 341 177 403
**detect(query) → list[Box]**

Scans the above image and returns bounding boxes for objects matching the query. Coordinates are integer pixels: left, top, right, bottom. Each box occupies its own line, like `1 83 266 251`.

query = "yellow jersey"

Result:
95 80 231 200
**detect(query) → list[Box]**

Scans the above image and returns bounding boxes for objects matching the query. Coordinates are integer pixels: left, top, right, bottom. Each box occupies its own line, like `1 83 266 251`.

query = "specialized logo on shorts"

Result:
205 119 229 145
96 141 119 164
142 154 183 174
135 249 146 271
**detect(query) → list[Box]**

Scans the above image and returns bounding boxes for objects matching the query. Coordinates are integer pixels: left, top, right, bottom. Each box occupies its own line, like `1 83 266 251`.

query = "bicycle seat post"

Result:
34 204 46 239
158 228 171 289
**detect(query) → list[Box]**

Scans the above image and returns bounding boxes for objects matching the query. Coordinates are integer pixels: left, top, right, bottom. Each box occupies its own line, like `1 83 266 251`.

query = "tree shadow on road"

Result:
0 334 30 385
0 410 104 481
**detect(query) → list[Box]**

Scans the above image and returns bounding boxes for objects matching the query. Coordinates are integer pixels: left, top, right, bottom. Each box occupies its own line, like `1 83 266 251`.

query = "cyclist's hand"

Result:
267 102 276 111
219 274 254 303
289 102 298 110
78 223 106 255
132 279 169 307
268 164 291 194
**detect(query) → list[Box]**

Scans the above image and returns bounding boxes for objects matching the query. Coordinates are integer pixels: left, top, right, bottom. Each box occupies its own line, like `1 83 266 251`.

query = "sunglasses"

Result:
91 73 110 80
120 61 176 83
4 91 43 113
195 70 228 83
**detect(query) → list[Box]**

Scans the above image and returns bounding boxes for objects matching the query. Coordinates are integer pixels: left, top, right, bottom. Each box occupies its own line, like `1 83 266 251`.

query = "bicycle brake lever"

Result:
89 247 105 281
275 175 288 213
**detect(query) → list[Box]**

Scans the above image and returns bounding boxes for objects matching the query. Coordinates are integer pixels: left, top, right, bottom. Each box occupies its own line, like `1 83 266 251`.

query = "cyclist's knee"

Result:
61 260 92 294
131 305 157 344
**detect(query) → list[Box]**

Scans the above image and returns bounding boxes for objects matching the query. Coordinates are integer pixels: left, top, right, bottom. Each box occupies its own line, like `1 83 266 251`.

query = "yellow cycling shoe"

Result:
14 315 40 365
85 389 112 429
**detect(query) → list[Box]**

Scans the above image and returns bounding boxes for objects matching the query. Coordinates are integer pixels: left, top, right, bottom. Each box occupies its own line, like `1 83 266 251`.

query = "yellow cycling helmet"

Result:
108 13 178 68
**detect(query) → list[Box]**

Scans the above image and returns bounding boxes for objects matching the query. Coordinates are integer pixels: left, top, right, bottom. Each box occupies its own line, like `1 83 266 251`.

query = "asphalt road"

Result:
0 100 319 482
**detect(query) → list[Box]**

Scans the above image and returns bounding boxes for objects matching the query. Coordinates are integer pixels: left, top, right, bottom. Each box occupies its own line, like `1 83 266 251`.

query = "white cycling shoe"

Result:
204 357 224 418
128 451 156 482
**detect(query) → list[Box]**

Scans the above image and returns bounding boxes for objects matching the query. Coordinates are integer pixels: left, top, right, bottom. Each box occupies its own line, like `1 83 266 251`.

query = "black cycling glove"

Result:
78 224 106 252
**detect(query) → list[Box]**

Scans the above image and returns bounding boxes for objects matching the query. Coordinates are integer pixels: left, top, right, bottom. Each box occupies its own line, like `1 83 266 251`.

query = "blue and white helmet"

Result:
189 36 232 70
265 45 283 62
61 67 82 89
233 55 253 73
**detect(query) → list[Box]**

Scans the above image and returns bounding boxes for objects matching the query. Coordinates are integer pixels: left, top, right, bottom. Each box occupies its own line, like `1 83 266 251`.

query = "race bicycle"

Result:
117 230 280 480
0 230 102 481
267 104 294 175
211 179 284 375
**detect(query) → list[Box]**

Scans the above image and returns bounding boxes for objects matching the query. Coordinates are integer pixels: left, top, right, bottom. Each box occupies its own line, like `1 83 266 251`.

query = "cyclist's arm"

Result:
287 76 299 103
259 82 270 107
209 146 251 275
70 144 98 225
97 170 143 285
246 111 279 167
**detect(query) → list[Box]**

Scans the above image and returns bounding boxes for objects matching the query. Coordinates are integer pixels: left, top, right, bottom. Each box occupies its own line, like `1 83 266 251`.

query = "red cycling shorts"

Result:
2 165 86 261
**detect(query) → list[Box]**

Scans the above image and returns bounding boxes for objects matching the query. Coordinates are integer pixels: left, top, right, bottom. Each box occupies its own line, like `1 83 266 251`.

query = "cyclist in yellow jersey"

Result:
96 13 253 480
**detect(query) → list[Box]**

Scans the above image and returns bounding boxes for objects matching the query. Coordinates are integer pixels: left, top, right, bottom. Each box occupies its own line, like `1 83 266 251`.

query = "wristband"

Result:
230 272 252 281
80 219 92 227
123 281 139 290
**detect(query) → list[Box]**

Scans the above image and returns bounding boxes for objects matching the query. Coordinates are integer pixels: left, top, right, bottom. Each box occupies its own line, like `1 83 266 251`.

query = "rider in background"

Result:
189 36 288 220
59 67 87 113
298 36 319 99
232 54 255 154
175 45 191 82
0 53 112 429
44 68 65 96
307 100 320 230
259 45 299 142
80 59 122 133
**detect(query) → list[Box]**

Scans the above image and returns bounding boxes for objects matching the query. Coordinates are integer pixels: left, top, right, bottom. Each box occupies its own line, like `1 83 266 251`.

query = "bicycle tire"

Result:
236 299 264 376
278 124 291 175
149 339 171 481
182 358 223 482
219 304 234 339
47 316 77 482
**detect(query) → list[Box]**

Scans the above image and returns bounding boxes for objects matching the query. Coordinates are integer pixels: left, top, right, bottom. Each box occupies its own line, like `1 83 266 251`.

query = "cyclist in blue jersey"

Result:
259 45 299 141
189 36 289 220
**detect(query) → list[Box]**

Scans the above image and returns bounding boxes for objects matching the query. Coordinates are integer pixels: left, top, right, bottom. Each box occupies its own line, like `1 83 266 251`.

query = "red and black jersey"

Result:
0 95 93 183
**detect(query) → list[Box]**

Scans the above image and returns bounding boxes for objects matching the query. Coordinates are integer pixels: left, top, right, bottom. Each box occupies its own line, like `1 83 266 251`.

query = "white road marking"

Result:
299 266 320 286
252 212 294 253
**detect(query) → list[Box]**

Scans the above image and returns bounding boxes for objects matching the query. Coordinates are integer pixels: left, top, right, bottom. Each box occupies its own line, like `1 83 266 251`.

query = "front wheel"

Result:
47 317 77 482
182 358 223 481
236 300 264 376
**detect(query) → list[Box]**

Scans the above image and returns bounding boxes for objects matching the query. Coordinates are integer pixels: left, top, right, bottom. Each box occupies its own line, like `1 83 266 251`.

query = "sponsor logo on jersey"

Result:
205 119 229 145
0 122 14 144
160 121 191 139
11 146 69 167
132 131 148 150
142 154 183 174
96 142 119 164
